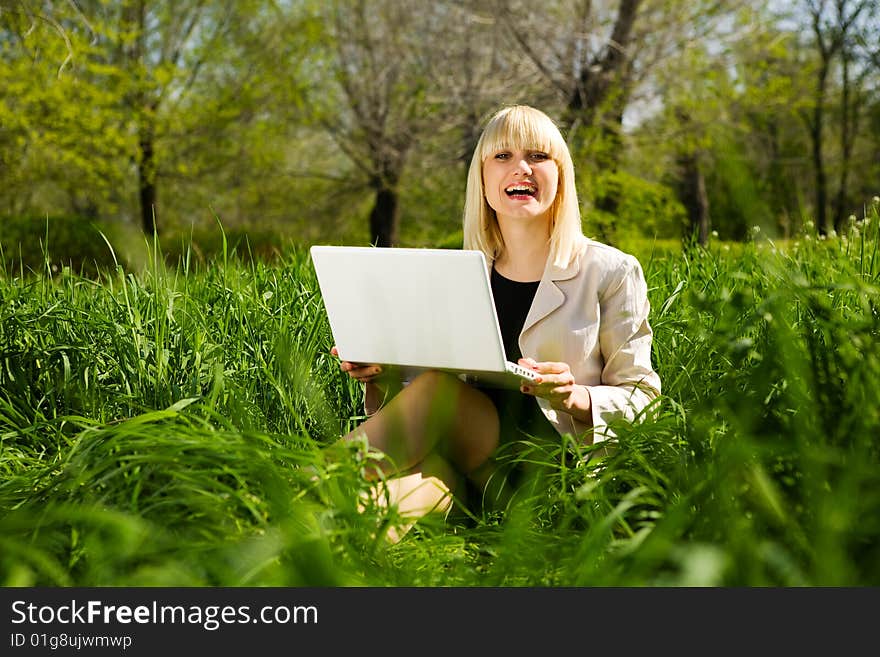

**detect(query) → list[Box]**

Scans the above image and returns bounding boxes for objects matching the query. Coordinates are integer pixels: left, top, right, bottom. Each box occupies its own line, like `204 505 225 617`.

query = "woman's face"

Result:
482 148 559 225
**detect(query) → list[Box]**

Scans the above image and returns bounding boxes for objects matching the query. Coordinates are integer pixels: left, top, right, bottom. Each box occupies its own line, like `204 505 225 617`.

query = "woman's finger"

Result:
522 377 576 397
349 364 382 382
535 361 571 374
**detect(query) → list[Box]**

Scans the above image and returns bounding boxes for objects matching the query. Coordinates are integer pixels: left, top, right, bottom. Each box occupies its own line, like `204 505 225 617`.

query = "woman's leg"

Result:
341 371 500 488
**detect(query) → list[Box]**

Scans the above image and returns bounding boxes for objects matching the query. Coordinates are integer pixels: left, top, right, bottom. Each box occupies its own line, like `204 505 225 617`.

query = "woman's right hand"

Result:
331 346 383 384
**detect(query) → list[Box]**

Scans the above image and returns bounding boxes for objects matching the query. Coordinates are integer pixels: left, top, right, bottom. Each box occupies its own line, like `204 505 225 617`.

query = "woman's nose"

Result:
514 158 532 175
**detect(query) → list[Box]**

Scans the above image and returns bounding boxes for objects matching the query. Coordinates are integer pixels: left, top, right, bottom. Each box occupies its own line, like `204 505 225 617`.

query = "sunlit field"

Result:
1 202 878 586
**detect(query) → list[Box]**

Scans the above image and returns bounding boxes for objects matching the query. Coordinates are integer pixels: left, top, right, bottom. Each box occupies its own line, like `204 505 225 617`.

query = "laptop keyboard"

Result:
509 363 540 381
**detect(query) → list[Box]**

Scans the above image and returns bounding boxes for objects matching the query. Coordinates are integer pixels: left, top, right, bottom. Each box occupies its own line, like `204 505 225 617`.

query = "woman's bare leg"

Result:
341 371 500 488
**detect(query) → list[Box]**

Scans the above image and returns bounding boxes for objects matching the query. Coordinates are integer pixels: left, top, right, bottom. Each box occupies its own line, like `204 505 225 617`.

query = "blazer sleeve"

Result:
579 255 661 442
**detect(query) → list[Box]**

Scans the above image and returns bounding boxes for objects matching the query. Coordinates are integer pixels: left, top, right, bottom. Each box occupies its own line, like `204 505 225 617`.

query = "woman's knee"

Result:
403 370 500 473
449 385 500 474
405 371 469 419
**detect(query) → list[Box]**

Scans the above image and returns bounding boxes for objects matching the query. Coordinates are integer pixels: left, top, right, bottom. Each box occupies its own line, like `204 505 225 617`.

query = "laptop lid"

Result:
310 246 511 374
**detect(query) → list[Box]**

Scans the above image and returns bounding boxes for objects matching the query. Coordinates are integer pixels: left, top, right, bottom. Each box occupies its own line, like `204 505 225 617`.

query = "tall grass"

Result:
1 200 878 586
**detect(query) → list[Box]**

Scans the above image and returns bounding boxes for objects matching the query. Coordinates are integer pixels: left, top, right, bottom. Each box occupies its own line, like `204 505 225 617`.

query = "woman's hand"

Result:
518 357 592 423
331 346 384 384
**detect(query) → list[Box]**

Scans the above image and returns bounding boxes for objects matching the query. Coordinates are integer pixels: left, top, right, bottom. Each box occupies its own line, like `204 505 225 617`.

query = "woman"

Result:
332 105 661 531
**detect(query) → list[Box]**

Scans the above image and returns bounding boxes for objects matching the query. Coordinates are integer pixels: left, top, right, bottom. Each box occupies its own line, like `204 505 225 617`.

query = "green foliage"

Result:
0 13 134 218
159 222 298 265
0 215 119 276
704 137 776 240
0 0 876 252
580 167 687 244
1 200 879 586
397 164 468 247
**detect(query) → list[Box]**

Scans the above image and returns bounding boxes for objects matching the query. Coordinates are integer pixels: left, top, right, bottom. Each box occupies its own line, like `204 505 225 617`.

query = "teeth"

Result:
506 185 535 193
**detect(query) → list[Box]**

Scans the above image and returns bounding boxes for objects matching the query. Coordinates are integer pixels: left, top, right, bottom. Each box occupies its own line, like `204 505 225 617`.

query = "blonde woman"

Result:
332 105 661 528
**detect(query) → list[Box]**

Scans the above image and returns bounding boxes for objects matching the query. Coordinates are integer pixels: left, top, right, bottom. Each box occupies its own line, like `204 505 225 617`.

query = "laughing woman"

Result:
332 105 661 534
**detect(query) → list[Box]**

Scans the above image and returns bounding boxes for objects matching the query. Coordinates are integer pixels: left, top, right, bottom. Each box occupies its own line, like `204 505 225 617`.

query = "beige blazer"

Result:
364 235 661 444
509 235 661 443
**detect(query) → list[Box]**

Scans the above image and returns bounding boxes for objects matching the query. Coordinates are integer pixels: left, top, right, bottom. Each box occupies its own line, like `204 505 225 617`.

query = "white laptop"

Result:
309 246 540 389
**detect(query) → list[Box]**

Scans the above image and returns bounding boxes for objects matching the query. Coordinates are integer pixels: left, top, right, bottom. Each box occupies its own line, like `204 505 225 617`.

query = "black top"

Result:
490 267 540 363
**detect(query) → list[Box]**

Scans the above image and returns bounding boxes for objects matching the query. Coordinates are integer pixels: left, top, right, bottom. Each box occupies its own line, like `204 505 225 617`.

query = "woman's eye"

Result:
494 152 510 160
530 152 549 161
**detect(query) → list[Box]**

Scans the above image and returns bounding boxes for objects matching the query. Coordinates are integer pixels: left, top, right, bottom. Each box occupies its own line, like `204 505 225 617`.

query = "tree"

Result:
0 3 132 218
306 0 462 247
801 0 875 234
497 0 643 222
150 1 319 236
1 0 322 242
627 3 822 242
127 1 242 235
54 0 247 236
497 0 759 235
831 3 878 229
496 0 641 133
673 111 710 245
427 2 542 172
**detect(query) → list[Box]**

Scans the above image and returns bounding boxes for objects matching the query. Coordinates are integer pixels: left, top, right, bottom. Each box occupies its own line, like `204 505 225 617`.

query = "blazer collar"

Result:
483 237 585 337
520 251 580 335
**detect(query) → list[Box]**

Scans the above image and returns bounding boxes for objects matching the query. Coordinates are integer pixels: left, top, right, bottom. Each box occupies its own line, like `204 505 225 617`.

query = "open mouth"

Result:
505 183 537 198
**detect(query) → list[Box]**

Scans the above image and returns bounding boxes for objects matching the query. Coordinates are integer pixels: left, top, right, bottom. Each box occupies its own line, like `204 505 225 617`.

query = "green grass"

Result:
1 201 879 586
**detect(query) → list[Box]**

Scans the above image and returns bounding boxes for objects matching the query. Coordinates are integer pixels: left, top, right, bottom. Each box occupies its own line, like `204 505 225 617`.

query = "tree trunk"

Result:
138 128 157 235
678 151 710 246
833 50 857 233
369 185 399 247
567 0 641 221
461 109 482 171
810 61 829 236
766 119 791 238
568 0 641 123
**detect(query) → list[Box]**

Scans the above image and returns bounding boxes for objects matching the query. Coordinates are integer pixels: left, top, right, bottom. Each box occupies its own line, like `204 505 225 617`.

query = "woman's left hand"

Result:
518 357 592 421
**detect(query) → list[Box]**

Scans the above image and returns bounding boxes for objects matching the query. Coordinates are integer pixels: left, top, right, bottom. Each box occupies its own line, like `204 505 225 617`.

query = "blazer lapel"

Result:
520 256 579 336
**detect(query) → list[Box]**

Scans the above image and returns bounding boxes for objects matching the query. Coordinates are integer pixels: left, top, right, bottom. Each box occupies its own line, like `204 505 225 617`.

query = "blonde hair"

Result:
462 105 584 268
